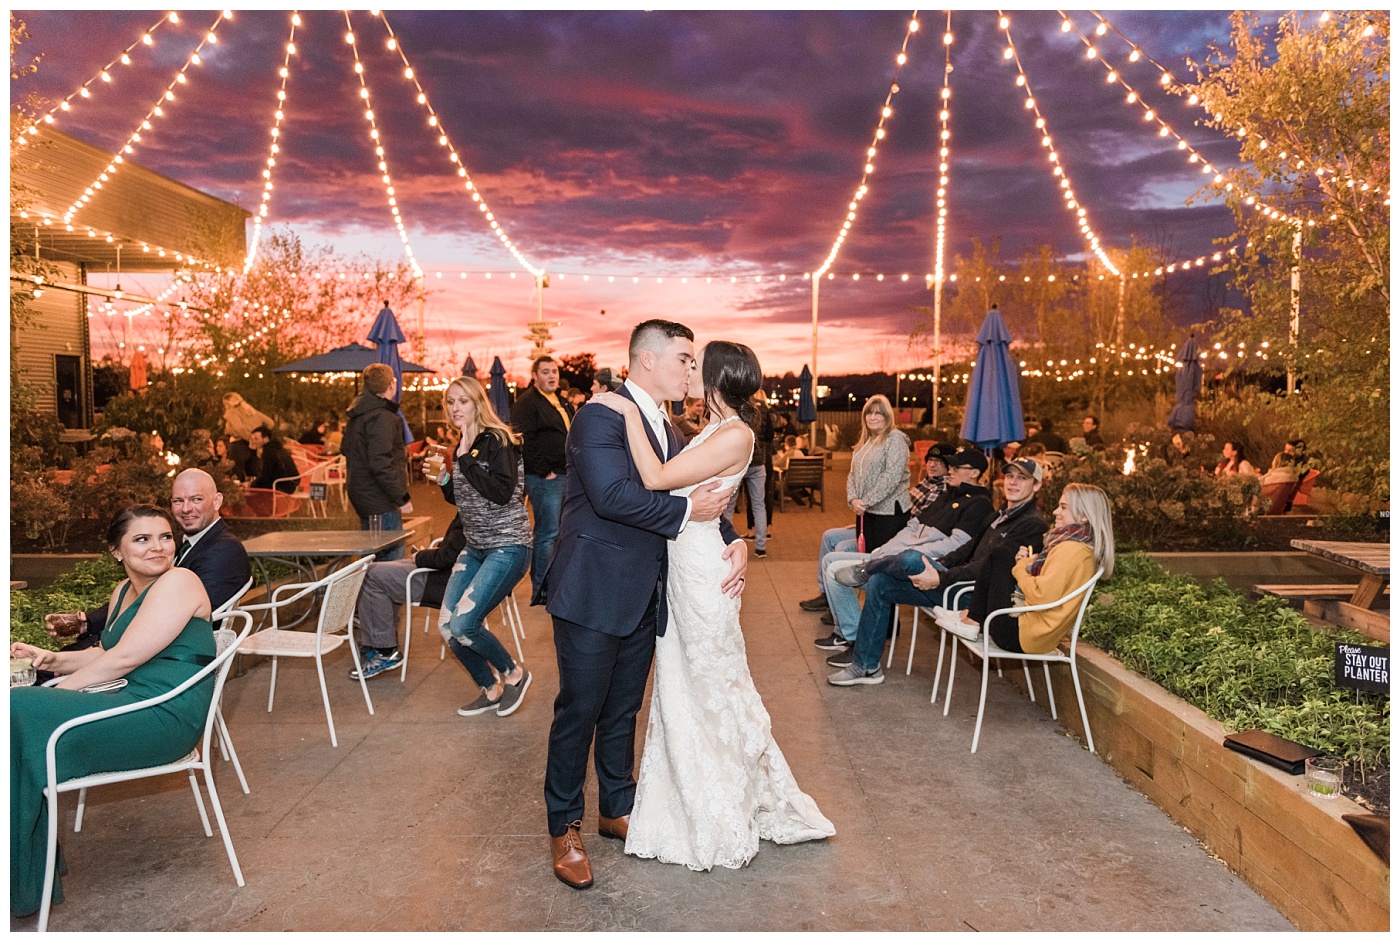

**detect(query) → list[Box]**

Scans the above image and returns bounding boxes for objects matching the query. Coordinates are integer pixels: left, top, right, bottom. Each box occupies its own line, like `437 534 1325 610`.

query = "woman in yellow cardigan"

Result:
938 483 1114 653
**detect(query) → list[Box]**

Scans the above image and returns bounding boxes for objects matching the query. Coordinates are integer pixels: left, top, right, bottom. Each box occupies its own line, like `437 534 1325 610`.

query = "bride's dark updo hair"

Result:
701 340 762 425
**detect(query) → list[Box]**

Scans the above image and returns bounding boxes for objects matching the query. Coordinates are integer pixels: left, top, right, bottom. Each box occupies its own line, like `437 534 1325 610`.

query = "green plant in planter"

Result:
9 556 126 651
1085 553 1388 769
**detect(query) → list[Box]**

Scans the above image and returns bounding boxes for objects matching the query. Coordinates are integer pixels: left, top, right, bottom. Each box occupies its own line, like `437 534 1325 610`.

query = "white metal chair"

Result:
272 456 337 519
209 579 254 794
311 454 349 513
38 612 254 932
236 556 375 747
939 568 1105 754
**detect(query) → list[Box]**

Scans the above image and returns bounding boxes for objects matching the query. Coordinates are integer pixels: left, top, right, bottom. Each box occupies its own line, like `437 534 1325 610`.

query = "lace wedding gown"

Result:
625 417 835 871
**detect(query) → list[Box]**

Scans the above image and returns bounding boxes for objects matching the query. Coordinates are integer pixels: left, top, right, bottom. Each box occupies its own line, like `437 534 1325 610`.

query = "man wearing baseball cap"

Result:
828 456 1049 686
820 448 994 654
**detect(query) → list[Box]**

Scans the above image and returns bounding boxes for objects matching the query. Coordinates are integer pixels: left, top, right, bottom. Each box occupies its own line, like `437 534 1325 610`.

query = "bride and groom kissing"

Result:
537 319 834 888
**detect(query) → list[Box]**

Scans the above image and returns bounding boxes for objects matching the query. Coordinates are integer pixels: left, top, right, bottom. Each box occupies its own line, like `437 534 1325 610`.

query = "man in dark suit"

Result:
45 469 252 649
538 319 746 889
513 356 576 599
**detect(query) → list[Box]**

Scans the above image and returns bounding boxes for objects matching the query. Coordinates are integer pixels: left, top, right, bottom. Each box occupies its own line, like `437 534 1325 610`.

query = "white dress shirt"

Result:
622 379 692 532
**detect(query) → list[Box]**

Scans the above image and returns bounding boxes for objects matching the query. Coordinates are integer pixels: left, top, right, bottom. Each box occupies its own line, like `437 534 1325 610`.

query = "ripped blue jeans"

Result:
437 544 530 689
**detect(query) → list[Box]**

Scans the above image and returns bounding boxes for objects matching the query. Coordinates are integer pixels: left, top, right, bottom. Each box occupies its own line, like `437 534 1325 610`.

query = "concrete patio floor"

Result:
13 461 1293 932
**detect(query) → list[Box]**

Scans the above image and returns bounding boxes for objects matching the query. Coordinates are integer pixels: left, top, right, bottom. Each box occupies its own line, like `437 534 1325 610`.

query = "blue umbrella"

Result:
796 365 817 424
462 355 478 378
368 302 414 443
488 356 511 421
1167 335 1203 431
960 308 1026 450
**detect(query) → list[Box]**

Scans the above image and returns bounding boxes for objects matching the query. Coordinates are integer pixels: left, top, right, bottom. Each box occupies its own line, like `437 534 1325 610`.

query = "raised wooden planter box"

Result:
1012 645 1388 931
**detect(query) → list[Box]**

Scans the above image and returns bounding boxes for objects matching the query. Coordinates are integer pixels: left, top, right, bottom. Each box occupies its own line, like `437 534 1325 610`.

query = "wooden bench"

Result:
775 456 826 511
1253 584 1391 603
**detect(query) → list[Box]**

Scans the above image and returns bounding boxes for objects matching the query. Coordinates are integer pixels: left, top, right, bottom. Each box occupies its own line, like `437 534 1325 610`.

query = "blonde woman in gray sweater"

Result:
811 395 910 649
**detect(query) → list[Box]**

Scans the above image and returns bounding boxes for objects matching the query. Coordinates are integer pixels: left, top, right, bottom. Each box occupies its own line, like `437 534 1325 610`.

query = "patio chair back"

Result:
779 456 826 510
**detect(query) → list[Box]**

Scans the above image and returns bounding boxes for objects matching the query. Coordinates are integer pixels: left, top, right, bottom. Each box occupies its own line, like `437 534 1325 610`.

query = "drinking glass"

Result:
1305 756 1342 799
369 514 384 536
48 613 84 639
10 657 36 688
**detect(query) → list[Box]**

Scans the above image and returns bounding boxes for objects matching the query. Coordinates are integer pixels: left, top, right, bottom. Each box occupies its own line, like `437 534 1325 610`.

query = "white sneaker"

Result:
936 609 981 642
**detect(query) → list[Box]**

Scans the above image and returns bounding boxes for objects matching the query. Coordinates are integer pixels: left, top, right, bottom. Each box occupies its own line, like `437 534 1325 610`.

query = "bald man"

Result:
45 469 252 650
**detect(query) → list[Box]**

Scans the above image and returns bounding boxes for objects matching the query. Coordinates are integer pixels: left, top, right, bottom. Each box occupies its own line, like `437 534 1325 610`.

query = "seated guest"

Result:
348 514 468 681
590 368 623 397
826 457 1048 685
1166 431 1205 472
298 420 328 447
934 483 1115 654
248 425 300 493
43 470 250 656
802 437 943 623
324 420 345 455
1214 440 1258 477
11 506 218 917
1082 415 1104 449
835 451 995 589
771 434 805 472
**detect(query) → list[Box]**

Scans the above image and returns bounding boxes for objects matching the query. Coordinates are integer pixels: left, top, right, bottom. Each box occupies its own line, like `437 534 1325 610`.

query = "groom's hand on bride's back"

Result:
688 480 733 523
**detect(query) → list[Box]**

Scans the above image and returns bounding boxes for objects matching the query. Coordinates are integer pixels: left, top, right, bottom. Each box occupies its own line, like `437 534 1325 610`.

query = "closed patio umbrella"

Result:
128 349 147 391
462 355 479 378
367 303 415 443
796 365 817 425
960 307 1026 450
1167 335 1203 432
488 356 511 421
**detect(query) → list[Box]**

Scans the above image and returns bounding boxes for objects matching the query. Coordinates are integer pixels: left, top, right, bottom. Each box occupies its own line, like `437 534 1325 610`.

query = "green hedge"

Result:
9 556 126 651
1084 553 1388 768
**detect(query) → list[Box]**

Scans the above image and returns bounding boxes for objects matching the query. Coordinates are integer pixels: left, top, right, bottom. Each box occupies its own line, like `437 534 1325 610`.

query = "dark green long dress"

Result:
10 582 215 918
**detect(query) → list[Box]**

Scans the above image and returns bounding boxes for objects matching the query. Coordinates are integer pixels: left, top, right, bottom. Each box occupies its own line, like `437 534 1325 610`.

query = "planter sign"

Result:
1334 643 1389 693
309 483 327 501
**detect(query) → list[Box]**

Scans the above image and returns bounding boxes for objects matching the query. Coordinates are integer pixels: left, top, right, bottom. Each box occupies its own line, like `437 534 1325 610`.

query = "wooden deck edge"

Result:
1005 645 1390 931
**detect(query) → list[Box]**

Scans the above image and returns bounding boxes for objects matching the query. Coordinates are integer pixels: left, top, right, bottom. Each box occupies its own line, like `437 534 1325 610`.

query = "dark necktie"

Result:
175 539 193 564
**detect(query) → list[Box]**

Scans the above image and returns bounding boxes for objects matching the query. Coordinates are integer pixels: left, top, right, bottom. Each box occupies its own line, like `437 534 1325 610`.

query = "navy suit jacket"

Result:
538 386 739 637
80 519 252 642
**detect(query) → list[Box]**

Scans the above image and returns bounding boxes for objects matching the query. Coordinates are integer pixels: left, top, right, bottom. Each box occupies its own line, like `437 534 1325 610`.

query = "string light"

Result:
343 10 423 279
1001 12 1118 276
814 12 921 279
13 12 174 145
245 12 300 273
1083 10 1385 216
1057 12 1305 229
375 11 545 279
932 11 953 288
60 11 230 224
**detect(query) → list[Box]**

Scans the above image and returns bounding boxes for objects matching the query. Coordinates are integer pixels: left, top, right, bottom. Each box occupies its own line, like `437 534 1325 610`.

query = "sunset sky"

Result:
15 8 1250 378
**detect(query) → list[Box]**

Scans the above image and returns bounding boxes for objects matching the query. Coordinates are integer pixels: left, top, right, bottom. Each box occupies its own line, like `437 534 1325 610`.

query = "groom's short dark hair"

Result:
629 319 693 362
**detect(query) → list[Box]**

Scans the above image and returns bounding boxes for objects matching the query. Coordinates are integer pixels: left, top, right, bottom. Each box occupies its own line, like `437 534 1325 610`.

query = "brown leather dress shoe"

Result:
551 822 594 889
597 813 630 841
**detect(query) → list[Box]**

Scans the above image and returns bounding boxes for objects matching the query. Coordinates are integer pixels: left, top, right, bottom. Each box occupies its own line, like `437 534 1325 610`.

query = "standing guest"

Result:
808 394 909 649
439 377 534 717
1215 440 1258 477
248 425 300 494
566 387 588 411
723 390 773 558
221 392 275 476
935 483 1115 654
344 363 413 561
590 368 623 396
1026 418 1069 453
513 356 575 598
12 506 217 918
827 458 1048 685
673 397 709 442
1081 416 1104 449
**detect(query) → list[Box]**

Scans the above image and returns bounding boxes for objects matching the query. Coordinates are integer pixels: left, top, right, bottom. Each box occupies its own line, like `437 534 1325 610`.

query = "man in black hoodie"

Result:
828 456 1049 686
344 363 412 560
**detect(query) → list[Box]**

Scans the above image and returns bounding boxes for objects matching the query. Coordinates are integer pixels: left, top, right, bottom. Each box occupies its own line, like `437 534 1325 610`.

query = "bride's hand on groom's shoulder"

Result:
589 391 633 415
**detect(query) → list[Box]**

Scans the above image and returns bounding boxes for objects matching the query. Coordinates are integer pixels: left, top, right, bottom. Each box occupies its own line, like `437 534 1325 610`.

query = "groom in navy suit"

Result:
538 319 748 889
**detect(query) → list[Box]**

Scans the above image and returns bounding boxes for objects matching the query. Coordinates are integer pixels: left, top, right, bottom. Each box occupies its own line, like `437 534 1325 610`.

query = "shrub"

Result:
97 373 225 456
9 555 126 651
11 439 171 550
1085 554 1388 769
1040 438 1259 550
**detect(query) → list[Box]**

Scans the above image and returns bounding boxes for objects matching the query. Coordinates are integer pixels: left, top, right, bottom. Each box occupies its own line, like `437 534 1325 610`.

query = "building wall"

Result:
13 261 91 425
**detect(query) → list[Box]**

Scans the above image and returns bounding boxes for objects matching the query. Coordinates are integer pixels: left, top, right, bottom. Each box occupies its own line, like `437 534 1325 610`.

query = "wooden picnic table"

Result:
1289 540 1390 608
1289 540 1390 642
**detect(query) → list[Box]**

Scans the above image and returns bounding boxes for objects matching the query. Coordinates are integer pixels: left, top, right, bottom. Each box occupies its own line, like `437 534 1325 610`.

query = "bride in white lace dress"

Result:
592 341 834 871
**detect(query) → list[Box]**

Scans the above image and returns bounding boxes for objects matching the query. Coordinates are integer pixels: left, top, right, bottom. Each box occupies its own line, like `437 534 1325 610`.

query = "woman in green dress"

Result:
10 505 216 919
